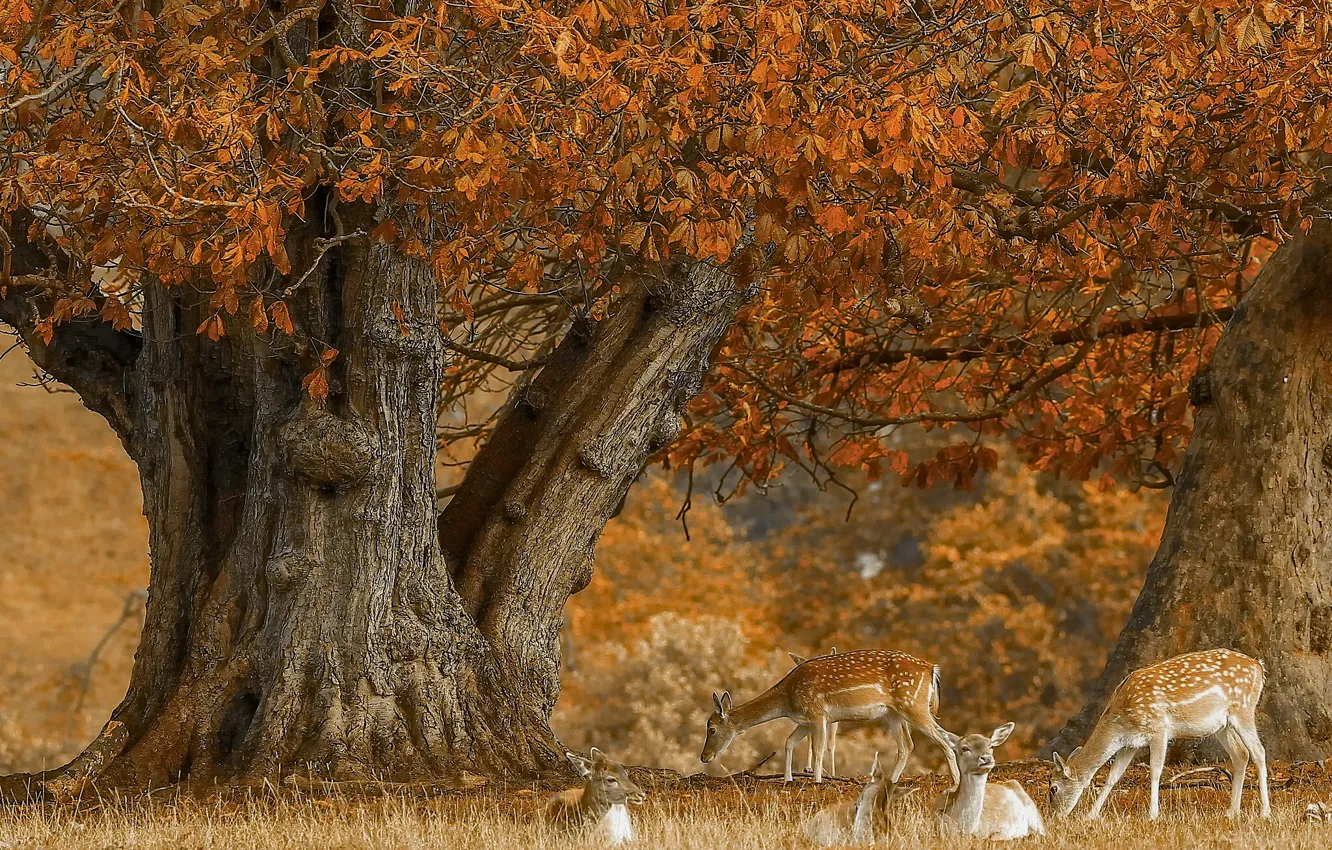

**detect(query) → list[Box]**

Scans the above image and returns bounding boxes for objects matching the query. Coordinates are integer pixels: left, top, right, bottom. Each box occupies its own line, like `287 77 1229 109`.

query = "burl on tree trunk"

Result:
1048 221 1332 762
0 212 749 796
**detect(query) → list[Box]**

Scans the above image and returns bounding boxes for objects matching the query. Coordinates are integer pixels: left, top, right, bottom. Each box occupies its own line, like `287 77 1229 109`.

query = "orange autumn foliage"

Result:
566 476 778 653
6 0 1331 492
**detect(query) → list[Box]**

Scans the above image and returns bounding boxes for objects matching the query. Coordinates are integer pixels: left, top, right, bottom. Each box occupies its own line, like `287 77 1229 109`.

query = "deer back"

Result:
787 650 938 714
1105 649 1264 731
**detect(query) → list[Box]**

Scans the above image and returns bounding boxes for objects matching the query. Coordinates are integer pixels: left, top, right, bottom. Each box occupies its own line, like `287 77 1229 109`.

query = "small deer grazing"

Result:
545 748 647 844
789 648 840 776
701 648 959 787
804 752 917 846
1048 648 1269 820
934 722 1044 840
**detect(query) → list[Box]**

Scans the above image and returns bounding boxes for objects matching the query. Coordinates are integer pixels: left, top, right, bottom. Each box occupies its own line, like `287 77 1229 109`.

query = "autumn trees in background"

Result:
558 452 1166 772
2 0 1332 789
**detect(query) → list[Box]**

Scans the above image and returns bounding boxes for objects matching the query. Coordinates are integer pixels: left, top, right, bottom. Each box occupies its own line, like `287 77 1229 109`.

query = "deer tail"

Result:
930 665 941 715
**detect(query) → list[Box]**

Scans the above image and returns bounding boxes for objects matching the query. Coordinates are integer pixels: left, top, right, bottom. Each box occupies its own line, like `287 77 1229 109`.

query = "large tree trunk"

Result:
1047 221 1332 762
0 214 748 793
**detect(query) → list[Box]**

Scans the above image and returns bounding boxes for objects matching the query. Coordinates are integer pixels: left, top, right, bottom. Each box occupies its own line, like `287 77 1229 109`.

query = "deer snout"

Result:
628 790 647 805
976 753 995 770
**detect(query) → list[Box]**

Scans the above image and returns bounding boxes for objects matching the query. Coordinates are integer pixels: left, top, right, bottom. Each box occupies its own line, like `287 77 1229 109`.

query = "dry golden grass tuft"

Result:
0 772 1330 850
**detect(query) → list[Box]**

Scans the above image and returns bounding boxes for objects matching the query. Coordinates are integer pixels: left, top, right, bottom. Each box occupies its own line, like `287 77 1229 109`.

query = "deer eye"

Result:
605 777 618 785
961 747 971 754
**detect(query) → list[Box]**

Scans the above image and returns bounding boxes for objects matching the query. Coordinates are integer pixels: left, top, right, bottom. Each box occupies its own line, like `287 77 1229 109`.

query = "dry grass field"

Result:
0 764 1329 849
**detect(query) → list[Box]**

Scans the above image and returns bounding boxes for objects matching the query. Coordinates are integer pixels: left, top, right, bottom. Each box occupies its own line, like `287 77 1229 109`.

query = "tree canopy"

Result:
5 0 1330 492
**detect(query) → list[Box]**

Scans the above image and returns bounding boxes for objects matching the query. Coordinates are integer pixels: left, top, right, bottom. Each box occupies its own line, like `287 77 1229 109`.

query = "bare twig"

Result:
68 589 147 715
441 336 552 371
0 53 102 120
285 230 367 296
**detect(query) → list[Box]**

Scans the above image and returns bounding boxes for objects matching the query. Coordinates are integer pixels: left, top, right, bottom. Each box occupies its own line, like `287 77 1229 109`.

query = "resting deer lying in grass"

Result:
789 648 840 776
545 748 647 844
1049 648 1269 820
701 648 958 787
934 722 1044 840
804 752 916 846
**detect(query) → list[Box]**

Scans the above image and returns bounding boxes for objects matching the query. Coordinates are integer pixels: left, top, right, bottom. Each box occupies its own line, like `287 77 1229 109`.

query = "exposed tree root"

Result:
0 720 128 805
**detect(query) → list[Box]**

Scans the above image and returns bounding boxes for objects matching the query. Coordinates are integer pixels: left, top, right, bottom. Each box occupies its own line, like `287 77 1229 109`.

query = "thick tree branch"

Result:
827 305 1235 375
0 223 141 444
736 288 1130 429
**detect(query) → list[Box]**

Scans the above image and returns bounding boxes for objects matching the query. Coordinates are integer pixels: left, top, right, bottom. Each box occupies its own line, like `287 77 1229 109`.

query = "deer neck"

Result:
1067 724 1121 794
946 772 989 833
730 684 793 731
850 783 884 842
578 786 614 822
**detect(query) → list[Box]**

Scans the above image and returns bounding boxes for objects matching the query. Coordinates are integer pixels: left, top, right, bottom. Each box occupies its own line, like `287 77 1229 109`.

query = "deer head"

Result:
700 691 739 764
568 748 647 806
944 722 1015 776
1048 747 1083 817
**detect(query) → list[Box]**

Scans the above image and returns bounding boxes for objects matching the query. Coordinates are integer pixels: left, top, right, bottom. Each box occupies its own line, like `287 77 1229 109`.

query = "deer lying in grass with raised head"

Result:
701 648 959 787
1049 648 1269 820
789 648 840 776
545 748 647 844
934 722 1044 840
804 752 917 846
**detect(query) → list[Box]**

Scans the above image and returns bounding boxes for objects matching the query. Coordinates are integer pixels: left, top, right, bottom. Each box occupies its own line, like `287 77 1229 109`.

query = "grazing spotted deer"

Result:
701 648 958 787
1049 648 1269 820
934 722 1044 840
545 748 647 844
789 648 840 776
804 752 916 846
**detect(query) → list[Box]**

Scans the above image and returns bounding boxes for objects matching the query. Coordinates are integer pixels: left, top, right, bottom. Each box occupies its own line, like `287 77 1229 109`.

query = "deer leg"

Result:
784 725 810 783
1217 726 1248 818
1087 748 1134 819
828 722 837 777
812 717 830 783
1233 715 1270 818
912 712 959 790
884 717 911 782
1147 732 1168 820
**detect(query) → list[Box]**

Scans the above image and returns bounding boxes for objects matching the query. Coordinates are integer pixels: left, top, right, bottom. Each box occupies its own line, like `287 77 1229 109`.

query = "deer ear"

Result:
1070 746 1082 761
830 647 838 654
568 751 593 777
990 722 1015 748
789 652 807 665
712 691 725 714
589 746 610 765
721 691 733 713
942 729 961 747
891 785 918 799
1052 751 1070 778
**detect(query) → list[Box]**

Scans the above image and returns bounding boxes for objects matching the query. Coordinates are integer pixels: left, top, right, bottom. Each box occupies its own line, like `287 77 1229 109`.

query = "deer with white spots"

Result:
701 648 959 787
1049 648 1269 820
545 748 647 845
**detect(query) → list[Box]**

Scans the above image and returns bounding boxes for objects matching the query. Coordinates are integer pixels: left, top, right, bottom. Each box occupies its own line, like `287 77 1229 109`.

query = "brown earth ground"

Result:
0 761 1330 849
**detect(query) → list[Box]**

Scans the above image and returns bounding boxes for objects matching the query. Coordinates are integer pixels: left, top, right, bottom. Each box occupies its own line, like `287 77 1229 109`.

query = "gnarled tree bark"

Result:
1047 221 1332 762
0 211 750 794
